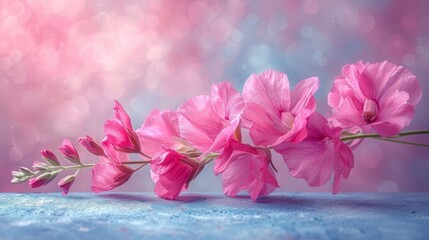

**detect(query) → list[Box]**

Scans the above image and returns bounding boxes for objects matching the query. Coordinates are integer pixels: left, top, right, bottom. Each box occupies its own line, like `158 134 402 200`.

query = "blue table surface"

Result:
0 192 428 240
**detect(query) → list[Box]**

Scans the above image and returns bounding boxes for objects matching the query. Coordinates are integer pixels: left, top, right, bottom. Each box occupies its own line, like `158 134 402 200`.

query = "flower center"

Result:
172 138 202 158
281 112 295 131
362 98 378 123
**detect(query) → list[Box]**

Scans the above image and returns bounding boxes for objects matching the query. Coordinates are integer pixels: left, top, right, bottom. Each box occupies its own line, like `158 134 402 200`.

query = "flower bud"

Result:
11 167 35 184
32 161 50 171
11 171 27 184
19 167 34 176
78 136 106 156
28 172 55 188
58 139 81 164
11 171 24 178
58 175 75 195
41 149 60 166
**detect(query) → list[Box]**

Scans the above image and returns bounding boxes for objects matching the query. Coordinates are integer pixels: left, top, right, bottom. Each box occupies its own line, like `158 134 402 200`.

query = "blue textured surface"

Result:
0 193 428 240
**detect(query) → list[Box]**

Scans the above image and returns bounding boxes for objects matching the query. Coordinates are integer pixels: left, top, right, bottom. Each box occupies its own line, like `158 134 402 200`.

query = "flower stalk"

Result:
340 130 429 147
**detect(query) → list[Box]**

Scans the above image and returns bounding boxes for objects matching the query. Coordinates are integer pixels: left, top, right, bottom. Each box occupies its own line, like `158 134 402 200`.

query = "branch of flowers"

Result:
340 130 429 142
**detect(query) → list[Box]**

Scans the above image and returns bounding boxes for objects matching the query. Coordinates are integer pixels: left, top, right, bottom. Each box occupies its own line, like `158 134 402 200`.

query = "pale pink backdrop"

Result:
1 0 428 193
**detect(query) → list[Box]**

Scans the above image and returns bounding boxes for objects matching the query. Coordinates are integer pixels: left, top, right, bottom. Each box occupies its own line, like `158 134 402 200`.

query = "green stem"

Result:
373 138 429 147
121 160 151 165
63 164 95 170
133 163 148 172
340 130 429 141
139 151 151 159
73 168 81 176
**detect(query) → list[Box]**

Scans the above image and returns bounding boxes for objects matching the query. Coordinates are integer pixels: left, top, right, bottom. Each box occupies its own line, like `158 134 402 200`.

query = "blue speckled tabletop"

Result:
0 193 428 240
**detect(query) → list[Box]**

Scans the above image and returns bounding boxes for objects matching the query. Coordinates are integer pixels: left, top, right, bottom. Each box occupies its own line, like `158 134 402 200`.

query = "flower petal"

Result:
91 161 133 193
178 95 223 152
277 140 334 187
242 69 291 117
290 77 319 115
151 149 195 200
244 102 285 146
218 140 278 201
372 91 414 136
137 110 181 157
211 82 244 121
113 100 133 132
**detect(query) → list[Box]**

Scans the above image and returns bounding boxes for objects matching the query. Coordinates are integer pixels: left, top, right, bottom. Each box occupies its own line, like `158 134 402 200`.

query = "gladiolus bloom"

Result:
242 69 319 147
91 139 134 192
275 112 354 194
104 100 141 153
328 61 422 137
151 149 199 200
214 140 279 201
178 82 244 154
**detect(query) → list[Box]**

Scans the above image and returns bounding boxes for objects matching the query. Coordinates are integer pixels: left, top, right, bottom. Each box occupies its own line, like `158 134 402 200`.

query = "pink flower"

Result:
104 100 141 153
242 69 319 147
136 110 182 157
137 110 204 200
41 149 60 166
214 140 279 201
178 82 244 154
328 61 422 137
150 149 198 200
274 112 354 194
58 175 75 195
91 139 134 192
58 139 80 164
78 136 106 156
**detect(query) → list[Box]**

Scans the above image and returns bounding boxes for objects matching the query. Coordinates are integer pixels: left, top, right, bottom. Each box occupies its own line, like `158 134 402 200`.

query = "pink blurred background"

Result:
1 0 428 193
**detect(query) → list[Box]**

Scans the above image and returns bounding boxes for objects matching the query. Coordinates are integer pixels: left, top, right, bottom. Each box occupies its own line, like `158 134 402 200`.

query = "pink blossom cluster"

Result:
11 61 423 201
